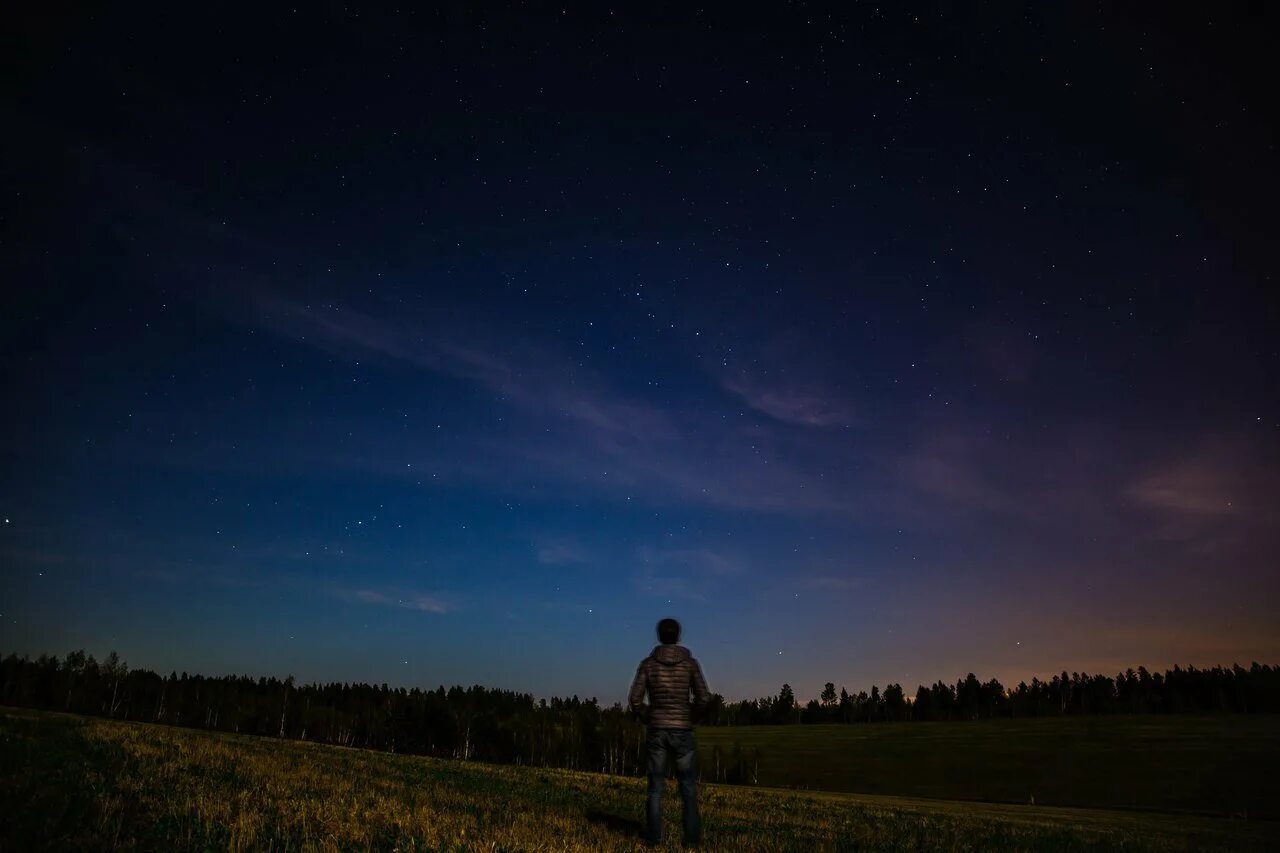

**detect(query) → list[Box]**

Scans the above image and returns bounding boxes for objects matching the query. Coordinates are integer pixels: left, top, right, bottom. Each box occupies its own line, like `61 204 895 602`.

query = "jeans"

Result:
645 728 700 844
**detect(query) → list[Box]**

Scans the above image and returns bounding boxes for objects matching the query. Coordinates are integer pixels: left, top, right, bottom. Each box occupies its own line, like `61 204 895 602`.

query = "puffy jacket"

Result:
628 644 711 730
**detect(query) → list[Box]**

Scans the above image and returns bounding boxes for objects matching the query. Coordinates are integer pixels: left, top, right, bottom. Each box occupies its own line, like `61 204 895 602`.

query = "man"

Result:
628 617 711 846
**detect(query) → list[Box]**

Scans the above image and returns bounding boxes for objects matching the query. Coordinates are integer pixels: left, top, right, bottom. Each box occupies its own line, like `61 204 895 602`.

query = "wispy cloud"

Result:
247 293 878 519
891 424 1133 532
631 572 707 602
1128 456 1241 517
1122 436 1280 555
722 371 855 427
638 547 742 577
631 546 744 602
351 589 453 614
535 536 590 566
244 291 1274 546
898 431 1022 517
254 297 513 389
254 295 677 444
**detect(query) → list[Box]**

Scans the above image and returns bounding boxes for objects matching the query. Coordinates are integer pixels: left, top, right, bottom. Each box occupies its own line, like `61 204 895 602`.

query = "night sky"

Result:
4 5 1277 702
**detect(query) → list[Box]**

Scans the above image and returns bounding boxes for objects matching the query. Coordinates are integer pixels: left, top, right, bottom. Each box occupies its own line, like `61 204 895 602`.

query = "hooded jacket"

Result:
628 644 711 730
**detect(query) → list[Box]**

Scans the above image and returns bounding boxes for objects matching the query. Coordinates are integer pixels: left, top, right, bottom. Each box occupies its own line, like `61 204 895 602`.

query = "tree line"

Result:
708 664 1280 725
3 651 1276 780
1 650 647 775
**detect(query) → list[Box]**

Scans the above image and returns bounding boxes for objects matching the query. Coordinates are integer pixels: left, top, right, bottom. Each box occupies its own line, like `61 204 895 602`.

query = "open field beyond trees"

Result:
3 709 1278 851
699 715 1280 818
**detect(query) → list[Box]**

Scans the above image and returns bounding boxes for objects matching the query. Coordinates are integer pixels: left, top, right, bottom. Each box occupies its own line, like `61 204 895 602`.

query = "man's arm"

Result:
628 660 649 722
690 658 711 716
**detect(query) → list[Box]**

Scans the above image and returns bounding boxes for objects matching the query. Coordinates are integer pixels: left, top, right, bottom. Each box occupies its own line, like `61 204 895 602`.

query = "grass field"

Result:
699 716 1280 819
2 709 1277 851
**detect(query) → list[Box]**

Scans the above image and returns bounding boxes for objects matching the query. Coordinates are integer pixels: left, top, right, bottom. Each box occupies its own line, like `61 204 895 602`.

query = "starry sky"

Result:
3 4 1277 701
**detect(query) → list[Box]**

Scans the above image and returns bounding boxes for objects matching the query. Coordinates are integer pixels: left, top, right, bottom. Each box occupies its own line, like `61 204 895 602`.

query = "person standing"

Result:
628 618 711 846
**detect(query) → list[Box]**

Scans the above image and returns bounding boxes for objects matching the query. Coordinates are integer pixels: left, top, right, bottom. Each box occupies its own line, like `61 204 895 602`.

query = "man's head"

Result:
656 618 681 645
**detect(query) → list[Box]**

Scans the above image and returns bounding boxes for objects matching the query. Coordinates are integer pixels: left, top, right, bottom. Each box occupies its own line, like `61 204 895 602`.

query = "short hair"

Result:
657 618 681 644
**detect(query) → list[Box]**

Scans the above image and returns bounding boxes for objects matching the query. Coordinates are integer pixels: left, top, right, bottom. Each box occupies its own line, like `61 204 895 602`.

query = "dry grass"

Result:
2 708 1275 851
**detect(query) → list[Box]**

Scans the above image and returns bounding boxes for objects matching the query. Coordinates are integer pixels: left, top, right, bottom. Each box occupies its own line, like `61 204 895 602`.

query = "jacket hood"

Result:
650 644 691 666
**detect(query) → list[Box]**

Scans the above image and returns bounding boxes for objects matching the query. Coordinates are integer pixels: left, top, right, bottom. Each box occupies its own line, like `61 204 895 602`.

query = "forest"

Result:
3 650 1277 778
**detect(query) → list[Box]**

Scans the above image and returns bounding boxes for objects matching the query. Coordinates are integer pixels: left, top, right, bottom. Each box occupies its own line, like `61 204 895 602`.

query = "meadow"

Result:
3 709 1277 851
699 715 1280 819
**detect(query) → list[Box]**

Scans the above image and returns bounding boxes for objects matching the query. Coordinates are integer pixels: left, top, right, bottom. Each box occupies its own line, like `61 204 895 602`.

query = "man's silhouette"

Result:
628 617 711 846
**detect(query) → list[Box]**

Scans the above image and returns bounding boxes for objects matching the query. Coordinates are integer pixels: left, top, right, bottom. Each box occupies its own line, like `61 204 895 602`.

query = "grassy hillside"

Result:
699 716 1280 819
2 710 1276 851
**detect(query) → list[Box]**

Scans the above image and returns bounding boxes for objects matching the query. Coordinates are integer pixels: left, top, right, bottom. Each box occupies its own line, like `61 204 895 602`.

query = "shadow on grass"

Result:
586 809 645 839
0 711 122 848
